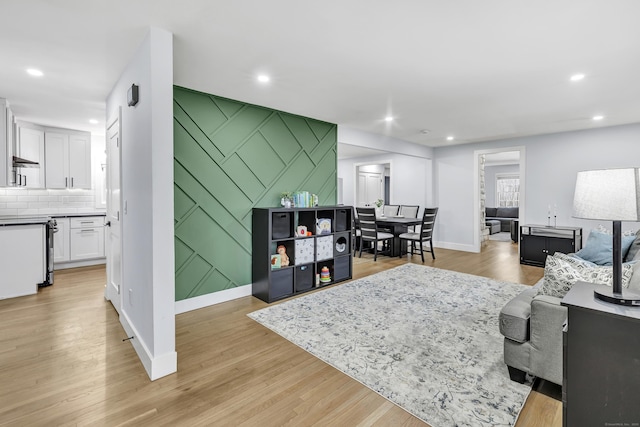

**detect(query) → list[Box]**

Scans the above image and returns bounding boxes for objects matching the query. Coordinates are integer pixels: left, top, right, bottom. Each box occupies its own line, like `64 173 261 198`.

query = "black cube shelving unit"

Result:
252 206 354 303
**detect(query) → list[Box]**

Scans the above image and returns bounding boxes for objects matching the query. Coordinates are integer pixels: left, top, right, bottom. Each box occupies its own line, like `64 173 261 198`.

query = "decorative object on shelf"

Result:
276 245 290 267
271 254 281 269
280 192 293 208
573 168 640 306
306 231 312 236
312 194 319 207
296 225 307 237
320 266 331 283
316 218 331 235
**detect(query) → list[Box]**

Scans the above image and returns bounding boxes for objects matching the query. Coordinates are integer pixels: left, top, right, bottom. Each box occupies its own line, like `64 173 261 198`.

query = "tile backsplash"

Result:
0 188 106 217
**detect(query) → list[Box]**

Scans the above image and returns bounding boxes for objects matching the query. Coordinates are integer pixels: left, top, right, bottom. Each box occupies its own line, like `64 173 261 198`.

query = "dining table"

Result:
375 216 422 257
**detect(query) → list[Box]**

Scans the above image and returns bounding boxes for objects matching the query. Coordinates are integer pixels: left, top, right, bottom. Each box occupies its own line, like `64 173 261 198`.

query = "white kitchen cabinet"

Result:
45 131 91 189
0 98 13 187
0 224 45 299
70 217 105 260
53 218 70 263
53 216 105 267
16 125 45 188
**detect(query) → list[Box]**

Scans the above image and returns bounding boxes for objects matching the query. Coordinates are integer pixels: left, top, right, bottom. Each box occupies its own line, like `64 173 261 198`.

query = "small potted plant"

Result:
281 191 293 208
374 198 384 216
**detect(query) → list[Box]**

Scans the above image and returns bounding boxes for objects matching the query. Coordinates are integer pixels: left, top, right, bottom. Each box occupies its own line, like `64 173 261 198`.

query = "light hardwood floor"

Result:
0 241 561 426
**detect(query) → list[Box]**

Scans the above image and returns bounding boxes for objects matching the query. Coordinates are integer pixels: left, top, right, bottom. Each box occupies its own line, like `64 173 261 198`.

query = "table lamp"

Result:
573 168 640 306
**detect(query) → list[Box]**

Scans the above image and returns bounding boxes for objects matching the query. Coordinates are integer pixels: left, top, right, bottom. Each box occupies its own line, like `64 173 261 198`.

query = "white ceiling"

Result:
1 1 639 147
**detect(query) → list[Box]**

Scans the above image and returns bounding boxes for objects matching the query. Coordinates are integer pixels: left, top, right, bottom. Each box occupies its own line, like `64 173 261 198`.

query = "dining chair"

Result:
399 205 419 218
383 205 400 217
398 207 438 262
355 207 394 261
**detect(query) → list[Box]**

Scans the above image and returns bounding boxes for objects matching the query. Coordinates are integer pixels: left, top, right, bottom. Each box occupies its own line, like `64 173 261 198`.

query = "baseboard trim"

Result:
433 241 478 253
54 258 106 270
175 284 253 314
119 310 177 381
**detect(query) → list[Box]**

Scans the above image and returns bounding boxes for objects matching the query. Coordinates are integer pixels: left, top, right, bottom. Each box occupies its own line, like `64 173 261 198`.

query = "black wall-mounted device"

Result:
127 84 139 107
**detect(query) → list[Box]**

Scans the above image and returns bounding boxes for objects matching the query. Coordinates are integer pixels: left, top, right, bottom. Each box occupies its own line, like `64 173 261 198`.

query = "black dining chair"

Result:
355 207 394 261
398 207 438 262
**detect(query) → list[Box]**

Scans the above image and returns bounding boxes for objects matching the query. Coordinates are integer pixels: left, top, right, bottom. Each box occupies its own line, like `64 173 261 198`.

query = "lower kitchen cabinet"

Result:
70 226 104 260
53 218 69 262
53 215 105 268
0 224 45 299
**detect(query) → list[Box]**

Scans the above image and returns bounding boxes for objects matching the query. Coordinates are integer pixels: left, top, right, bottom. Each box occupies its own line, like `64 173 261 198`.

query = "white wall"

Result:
485 164 519 207
339 126 433 158
434 123 640 250
338 126 433 214
105 27 176 380
339 153 432 214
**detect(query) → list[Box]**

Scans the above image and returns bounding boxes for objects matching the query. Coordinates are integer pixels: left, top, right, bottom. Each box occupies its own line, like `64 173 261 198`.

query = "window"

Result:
496 174 519 207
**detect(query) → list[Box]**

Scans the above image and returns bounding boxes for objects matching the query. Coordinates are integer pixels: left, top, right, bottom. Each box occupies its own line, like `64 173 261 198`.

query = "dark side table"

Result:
561 282 640 426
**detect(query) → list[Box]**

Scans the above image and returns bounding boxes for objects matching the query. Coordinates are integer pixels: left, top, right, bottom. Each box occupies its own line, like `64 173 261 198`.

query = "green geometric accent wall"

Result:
173 86 337 301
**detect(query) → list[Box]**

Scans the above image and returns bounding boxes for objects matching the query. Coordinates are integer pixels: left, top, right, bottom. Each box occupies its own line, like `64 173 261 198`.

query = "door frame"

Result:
104 109 123 313
353 159 393 207
473 146 526 252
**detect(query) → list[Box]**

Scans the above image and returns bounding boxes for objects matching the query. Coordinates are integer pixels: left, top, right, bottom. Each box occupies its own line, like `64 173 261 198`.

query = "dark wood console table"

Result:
519 225 582 266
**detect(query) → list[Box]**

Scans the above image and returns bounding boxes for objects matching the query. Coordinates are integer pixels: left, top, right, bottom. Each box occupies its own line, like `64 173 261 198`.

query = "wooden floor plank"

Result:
0 241 559 426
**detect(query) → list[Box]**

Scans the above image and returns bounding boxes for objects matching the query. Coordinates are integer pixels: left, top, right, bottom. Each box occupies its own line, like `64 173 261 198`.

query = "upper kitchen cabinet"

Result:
45 130 91 189
15 124 45 188
0 98 14 187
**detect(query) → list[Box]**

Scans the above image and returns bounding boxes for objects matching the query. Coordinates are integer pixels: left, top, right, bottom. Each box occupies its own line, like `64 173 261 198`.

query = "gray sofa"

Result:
499 279 565 385
500 244 640 386
485 207 518 232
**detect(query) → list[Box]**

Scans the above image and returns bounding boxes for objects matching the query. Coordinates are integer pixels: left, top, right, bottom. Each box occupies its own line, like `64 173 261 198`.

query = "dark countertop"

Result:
52 212 106 218
0 216 51 226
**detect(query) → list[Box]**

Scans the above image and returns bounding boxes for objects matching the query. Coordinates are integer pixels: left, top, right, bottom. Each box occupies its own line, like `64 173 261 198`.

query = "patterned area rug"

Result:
248 264 532 427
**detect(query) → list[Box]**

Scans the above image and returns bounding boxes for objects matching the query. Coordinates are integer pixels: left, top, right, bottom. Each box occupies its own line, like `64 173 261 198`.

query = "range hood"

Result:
12 155 40 168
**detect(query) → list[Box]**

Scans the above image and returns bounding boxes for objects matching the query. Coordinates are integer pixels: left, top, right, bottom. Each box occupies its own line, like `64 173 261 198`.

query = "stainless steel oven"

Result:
39 218 57 287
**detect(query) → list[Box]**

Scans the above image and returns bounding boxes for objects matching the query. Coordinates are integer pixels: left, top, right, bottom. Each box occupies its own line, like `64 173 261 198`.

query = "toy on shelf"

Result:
320 266 331 283
277 245 290 267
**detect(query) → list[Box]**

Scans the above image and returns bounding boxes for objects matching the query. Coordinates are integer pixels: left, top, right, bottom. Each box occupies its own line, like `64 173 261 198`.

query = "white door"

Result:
105 113 122 314
357 172 383 206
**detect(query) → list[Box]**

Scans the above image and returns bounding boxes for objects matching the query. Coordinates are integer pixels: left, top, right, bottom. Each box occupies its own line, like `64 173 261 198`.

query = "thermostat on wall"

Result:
128 84 139 107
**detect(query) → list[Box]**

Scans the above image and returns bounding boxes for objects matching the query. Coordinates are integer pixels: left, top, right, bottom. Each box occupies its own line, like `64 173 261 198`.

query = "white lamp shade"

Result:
573 168 640 221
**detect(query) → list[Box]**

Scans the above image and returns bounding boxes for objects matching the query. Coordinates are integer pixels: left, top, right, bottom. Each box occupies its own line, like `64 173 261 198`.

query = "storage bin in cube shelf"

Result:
295 238 315 265
316 236 333 261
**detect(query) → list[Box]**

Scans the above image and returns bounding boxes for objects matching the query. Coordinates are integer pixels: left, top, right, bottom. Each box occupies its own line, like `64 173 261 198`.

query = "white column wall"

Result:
105 27 176 380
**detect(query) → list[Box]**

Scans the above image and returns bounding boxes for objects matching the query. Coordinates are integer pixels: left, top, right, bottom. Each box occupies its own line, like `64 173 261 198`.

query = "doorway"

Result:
473 147 526 252
355 163 390 207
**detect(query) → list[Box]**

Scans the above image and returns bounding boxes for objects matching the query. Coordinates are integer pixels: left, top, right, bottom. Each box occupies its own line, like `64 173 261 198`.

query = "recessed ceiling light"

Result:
570 73 585 82
446 136 454 141
89 119 98 124
257 74 270 83
592 115 604 121
26 68 44 77
384 116 394 122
